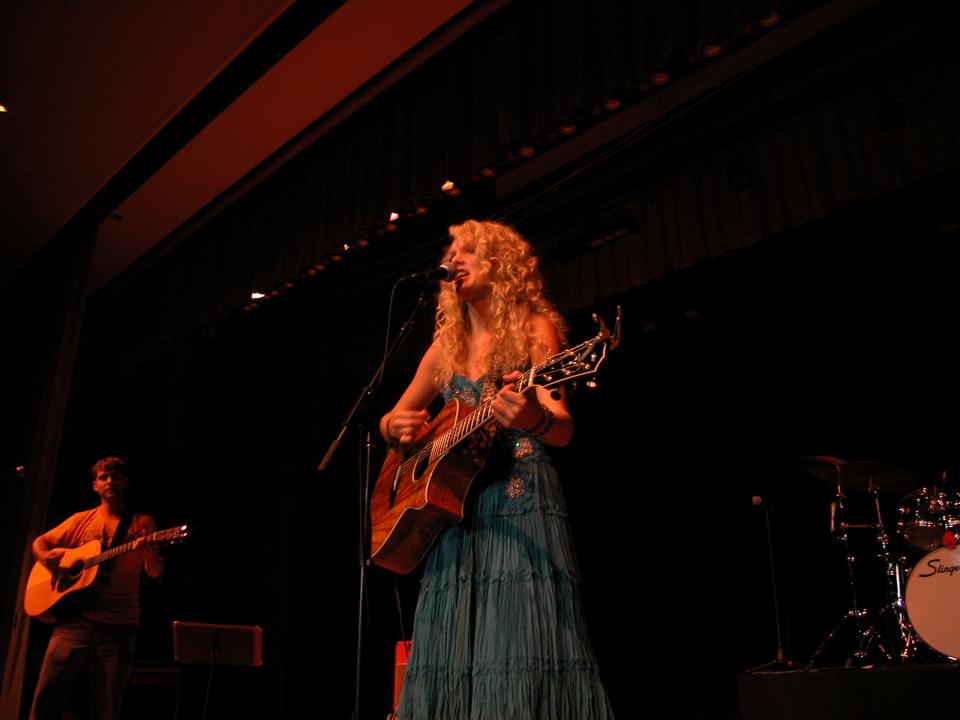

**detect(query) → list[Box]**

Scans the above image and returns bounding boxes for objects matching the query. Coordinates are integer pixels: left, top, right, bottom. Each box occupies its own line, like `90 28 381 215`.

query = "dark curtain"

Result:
95 0 786 338
0 230 93 719
542 38 960 310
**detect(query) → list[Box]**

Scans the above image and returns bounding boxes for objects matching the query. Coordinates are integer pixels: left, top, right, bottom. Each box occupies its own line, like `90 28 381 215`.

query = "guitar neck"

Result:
426 367 538 463
406 319 615 469
83 532 156 569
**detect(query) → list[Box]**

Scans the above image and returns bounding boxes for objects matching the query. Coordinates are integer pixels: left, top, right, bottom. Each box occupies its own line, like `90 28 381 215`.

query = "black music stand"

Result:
172 621 263 720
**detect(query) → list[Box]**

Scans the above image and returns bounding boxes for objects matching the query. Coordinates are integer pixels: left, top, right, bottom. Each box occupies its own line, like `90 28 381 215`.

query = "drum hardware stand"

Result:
807 469 892 668
875 558 919 661
867 480 926 662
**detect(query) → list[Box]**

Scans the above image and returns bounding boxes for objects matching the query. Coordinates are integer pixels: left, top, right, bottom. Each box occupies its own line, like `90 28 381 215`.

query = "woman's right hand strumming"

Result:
384 409 430 446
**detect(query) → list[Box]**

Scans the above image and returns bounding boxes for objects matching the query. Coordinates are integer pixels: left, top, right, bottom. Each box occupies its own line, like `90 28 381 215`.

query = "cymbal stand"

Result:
868 484 918 661
807 467 891 668
849 480 895 665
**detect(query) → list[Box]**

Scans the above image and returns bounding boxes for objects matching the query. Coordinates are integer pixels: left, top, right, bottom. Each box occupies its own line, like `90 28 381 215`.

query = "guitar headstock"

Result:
153 525 192 545
530 306 621 391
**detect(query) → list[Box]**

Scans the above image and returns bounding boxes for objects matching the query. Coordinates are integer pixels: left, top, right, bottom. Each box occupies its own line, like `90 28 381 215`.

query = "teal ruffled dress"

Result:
396 375 614 720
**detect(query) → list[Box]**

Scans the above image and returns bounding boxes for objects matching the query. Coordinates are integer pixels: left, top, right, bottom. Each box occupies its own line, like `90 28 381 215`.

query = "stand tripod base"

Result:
746 648 795 674
807 610 895 670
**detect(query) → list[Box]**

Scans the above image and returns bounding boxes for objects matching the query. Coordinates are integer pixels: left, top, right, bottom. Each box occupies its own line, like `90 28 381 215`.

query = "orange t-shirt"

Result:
40 508 157 625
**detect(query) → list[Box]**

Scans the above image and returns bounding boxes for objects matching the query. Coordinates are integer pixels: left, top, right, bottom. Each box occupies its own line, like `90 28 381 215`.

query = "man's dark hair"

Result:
90 456 128 481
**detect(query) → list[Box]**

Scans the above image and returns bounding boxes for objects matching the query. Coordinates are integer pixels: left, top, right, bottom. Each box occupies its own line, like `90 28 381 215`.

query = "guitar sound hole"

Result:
413 454 429 481
55 573 79 592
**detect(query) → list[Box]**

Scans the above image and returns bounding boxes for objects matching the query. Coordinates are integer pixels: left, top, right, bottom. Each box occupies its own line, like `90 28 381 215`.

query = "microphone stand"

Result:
746 497 793 673
317 290 430 720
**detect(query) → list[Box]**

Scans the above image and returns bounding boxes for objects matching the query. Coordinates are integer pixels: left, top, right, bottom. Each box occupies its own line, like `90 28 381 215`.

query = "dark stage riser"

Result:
739 665 960 720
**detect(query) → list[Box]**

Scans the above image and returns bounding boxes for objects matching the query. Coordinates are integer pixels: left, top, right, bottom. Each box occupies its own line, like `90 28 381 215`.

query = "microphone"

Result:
398 261 456 283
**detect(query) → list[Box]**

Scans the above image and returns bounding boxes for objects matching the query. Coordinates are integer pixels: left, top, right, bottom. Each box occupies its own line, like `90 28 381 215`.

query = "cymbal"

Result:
800 455 848 483
800 456 917 494
840 461 918 493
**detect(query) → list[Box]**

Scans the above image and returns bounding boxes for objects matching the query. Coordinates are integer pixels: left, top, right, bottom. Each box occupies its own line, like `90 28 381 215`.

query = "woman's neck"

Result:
465 296 492 333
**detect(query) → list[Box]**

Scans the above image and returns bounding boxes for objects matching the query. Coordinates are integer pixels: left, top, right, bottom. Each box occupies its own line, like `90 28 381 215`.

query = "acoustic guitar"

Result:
24 524 190 622
370 309 620 574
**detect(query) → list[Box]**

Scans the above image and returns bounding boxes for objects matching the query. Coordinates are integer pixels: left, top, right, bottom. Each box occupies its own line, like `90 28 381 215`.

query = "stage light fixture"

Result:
251 291 266 300
506 139 536 160
602 87 645 113
701 44 723 58
556 108 590 136
441 178 462 197
652 48 692 87
759 12 780 28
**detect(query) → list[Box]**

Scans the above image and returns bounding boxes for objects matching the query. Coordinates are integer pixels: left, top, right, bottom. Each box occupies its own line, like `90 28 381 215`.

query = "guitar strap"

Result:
98 508 135 581
112 508 136 549
479 374 500 405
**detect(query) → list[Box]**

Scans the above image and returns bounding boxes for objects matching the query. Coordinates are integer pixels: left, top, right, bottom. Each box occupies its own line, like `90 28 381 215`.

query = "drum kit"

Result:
802 455 960 665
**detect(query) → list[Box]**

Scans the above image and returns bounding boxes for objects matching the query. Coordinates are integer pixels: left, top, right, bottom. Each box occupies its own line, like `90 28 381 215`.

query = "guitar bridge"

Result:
389 467 401 508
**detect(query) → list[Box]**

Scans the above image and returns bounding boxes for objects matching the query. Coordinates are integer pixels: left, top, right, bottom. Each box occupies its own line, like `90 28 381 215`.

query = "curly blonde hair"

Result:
433 219 566 386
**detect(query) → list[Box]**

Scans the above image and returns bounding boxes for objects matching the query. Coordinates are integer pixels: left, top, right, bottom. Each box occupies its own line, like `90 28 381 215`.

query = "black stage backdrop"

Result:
9 1 960 718
28 187 960 720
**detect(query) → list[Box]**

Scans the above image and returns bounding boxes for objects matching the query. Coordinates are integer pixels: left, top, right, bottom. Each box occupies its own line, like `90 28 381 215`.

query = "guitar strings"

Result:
394 337 597 477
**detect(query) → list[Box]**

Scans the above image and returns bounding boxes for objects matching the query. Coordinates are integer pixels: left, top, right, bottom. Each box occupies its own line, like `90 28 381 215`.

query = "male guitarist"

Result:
28 456 163 720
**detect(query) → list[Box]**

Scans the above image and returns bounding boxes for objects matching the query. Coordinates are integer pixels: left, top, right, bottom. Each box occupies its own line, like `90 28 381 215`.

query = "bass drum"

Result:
905 545 960 659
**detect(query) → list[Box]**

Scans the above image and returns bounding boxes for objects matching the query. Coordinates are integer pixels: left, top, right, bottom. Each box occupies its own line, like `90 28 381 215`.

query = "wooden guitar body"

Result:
23 524 190 622
370 399 495 574
24 540 102 622
369 307 621 575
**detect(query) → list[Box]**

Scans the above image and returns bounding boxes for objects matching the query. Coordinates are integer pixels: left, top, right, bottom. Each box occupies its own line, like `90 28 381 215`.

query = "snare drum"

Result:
905 545 960 658
939 492 960 533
